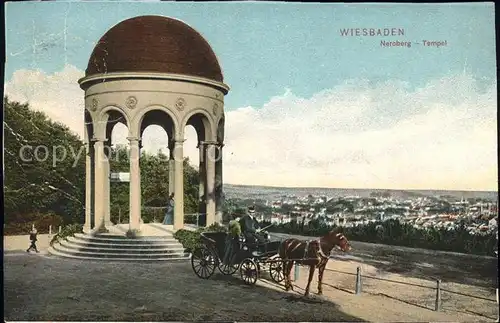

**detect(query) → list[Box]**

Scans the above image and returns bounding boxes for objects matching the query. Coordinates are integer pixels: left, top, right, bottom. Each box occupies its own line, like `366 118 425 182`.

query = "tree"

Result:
109 145 200 223
4 97 85 227
280 203 294 213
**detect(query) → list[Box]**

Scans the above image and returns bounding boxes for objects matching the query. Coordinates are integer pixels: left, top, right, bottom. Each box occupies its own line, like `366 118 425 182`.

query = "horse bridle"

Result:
303 239 331 260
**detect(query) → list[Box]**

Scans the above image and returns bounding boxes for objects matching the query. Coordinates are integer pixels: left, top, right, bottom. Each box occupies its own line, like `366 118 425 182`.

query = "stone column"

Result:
84 142 92 233
198 142 207 226
173 139 185 230
128 137 141 232
205 142 216 226
92 138 107 232
90 143 95 229
103 142 112 227
168 140 175 195
215 143 224 223
139 140 143 224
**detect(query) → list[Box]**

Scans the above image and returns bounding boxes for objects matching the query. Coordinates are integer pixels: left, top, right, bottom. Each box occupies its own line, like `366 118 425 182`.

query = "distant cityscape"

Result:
224 185 499 236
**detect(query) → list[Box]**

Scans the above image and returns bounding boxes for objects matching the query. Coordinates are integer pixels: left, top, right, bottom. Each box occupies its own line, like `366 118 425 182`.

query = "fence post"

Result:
49 225 52 236
355 266 362 295
434 279 442 311
496 288 499 322
294 263 299 281
118 207 121 224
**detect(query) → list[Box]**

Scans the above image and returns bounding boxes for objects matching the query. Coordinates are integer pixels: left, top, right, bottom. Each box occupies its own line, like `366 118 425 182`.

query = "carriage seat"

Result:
249 240 281 257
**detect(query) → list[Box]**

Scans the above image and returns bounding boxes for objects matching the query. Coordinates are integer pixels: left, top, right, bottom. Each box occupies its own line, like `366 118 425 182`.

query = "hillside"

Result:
224 183 497 201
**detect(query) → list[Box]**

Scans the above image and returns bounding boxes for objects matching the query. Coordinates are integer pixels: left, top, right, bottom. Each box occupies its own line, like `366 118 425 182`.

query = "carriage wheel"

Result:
191 247 216 279
240 258 259 285
269 257 285 283
218 257 239 275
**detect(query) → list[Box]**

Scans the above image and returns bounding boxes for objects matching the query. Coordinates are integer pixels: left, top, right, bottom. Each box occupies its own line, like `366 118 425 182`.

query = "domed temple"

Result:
78 15 229 235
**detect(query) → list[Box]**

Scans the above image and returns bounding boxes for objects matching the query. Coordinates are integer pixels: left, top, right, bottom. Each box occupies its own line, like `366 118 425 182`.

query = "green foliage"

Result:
263 218 497 256
4 211 64 235
141 208 163 224
174 223 228 252
4 97 85 225
182 158 201 216
110 148 200 222
228 220 241 236
174 229 203 253
50 223 83 246
206 222 228 233
324 198 356 214
234 208 247 216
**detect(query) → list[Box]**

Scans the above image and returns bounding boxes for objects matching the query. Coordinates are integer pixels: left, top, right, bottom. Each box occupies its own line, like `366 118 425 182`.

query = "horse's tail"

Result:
279 239 290 279
278 238 289 260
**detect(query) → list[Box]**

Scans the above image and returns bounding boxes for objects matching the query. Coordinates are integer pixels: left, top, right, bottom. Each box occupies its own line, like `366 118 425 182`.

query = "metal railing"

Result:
292 264 498 317
139 207 206 227
185 213 205 227
47 225 62 236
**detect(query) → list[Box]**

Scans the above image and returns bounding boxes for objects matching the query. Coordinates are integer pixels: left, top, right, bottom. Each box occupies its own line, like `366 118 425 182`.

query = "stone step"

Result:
67 237 183 249
48 226 190 262
99 232 175 239
48 246 191 262
59 240 186 254
51 244 189 259
74 232 175 240
73 233 178 244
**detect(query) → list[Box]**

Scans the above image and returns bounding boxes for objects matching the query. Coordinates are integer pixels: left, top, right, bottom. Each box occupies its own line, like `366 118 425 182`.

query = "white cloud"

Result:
5 65 85 138
5 66 497 190
223 74 497 190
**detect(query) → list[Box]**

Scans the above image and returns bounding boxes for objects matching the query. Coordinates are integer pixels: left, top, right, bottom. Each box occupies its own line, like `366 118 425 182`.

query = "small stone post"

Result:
294 263 299 281
49 225 52 236
434 279 442 311
355 266 362 295
496 288 499 322
58 226 62 233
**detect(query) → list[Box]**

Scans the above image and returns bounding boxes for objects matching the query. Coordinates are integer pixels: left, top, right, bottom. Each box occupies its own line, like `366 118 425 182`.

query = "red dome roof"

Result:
85 15 223 82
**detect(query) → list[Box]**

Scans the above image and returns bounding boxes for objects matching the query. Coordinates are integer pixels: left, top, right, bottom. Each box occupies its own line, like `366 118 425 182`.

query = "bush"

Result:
174 222 228 252
50 223 83 246
205 222 228 233
174 229 202 253
141 208 163 224
266 219 497 256
4 211 64 235
184 213 198 225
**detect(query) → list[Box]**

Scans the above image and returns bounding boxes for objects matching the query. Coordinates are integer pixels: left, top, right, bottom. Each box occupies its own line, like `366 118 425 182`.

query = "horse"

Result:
278 230 351 296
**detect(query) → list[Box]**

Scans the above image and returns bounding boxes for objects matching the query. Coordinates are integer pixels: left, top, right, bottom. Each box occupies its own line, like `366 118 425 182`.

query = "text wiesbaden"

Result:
340 28 405 37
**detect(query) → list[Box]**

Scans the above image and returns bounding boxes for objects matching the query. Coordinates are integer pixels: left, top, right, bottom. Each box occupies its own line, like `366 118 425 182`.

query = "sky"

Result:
4 1 498 191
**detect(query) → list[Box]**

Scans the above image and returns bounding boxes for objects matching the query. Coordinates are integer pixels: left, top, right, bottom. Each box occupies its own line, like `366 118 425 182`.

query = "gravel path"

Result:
4 253 362 321
4 251 497 322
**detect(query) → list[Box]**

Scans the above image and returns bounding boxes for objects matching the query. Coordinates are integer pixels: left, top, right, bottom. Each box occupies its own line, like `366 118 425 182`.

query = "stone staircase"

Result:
48 224 190 261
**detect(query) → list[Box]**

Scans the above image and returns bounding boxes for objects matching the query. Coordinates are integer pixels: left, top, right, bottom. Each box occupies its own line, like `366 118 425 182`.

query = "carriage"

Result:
190 230 285 285
191 227 352 297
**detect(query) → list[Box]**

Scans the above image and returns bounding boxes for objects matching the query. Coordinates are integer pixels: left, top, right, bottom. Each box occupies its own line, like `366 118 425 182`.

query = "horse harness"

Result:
302 239 331 267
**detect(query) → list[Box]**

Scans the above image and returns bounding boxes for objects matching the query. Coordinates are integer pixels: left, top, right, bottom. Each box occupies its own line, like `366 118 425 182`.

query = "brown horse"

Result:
278 230 351 296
